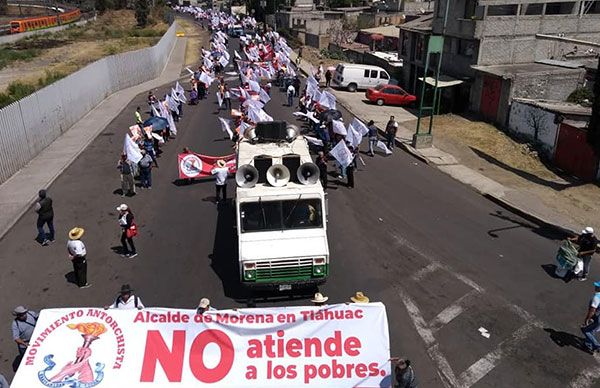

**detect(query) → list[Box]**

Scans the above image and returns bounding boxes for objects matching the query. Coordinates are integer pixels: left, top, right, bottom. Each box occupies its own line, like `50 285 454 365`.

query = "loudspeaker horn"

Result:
235 164 259 188
244 127 258 142
266 164 290 187
286 124 300 142
297 162 320 185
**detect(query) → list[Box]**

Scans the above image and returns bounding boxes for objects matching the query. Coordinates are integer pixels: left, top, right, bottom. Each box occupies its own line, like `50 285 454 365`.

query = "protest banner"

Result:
11 303 390 388
178 153 236 179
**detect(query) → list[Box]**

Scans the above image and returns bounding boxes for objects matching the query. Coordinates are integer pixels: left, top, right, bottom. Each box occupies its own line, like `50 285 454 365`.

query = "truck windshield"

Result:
241 199 323 232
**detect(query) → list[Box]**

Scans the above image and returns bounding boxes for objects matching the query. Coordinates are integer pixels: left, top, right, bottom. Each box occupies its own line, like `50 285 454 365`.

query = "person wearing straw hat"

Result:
350 291 370 303
11 305 38 357
67 227 90 288
569 227 598 281
311 292 329 307
211 159 229 204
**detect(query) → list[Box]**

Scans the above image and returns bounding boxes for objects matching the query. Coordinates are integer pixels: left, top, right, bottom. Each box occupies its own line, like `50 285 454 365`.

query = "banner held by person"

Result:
329 140 354 168
11 304 390 388
178 152 236 179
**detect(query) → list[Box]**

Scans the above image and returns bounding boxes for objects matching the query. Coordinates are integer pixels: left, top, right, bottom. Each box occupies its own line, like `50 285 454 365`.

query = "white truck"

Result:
235 122 329 290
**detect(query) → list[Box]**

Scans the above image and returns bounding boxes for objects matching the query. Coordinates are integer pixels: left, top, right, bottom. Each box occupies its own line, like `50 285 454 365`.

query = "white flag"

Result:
123 134 143 164
219 55 229 68
248 80 261 93
239 121 251 137
349 117 369 136
217 91 223 107
319 91 336 110
218 117 234 139
304 135 324 146
332 119 347 136
185 67 195 75
151 103 161 118
175 81 185 95
376 140 393 155
248 107 273 123
345 123 362 148
199 72 214 87
259 88 271 104
234 50 242 60
329 140 354 168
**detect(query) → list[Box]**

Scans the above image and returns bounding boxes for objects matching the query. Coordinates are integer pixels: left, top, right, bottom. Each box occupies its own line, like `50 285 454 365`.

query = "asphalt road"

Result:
1 33 600 387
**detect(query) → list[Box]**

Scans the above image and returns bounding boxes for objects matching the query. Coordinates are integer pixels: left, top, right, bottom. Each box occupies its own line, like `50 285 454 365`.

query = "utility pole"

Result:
412 0 450 149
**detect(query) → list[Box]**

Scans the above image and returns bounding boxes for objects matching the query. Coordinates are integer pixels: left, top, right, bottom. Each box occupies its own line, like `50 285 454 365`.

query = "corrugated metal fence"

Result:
0 22 177 184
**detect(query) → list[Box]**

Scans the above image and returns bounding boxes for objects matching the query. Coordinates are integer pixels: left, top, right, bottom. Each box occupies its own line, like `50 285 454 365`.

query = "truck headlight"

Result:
312 258 326 277
243 262 256 281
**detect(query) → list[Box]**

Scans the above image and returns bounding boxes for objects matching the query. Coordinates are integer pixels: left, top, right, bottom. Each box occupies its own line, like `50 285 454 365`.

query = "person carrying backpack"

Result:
12 306 38 357
105 284 144 310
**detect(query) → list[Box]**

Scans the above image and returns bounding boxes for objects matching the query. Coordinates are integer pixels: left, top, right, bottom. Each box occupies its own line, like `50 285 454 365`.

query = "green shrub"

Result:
567 87 594 104
38 70 66 87
0 47 41 69
0 81 37 108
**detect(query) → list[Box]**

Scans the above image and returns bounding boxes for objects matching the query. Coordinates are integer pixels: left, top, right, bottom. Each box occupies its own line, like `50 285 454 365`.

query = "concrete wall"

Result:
511 68 585 101
508 101 559 156
0 22 177 184
356 12 406 29
305 32 330 49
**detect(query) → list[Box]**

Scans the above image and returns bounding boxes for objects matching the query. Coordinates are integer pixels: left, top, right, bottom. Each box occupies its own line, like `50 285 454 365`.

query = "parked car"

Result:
366 84 417 106
332 63 391 92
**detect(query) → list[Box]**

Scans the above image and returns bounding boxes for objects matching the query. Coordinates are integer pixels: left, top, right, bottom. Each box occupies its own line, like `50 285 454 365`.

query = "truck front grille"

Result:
255 258 313 280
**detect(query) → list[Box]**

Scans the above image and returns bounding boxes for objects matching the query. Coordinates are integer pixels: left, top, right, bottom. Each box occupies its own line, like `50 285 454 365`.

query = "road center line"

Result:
429 289 480 333
459 323 536 387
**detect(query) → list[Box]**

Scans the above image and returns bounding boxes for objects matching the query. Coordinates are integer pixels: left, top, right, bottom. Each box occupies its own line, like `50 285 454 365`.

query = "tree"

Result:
588 57 600 156
95 0 110 14
135 0 149 27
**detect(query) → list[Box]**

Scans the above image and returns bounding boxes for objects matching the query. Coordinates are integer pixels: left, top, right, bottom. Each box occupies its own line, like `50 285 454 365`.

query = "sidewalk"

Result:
291 51 580 235
0 27 187 241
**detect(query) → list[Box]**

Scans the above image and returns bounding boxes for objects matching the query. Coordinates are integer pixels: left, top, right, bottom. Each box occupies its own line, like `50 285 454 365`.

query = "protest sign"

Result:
177 152 236 179
12 303 390 387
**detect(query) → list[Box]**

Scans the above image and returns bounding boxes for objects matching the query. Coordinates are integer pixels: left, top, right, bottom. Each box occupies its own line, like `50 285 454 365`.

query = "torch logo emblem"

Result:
38 322 107 387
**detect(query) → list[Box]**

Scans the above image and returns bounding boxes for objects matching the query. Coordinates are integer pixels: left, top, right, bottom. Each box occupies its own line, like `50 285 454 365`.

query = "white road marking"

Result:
459 323 536 387
429 289 480 332
412 262 440 281
397 286 460 387
569 354 600 388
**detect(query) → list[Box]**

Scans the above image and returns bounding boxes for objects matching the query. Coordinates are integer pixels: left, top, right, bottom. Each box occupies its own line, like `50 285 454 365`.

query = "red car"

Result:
366 84 417 106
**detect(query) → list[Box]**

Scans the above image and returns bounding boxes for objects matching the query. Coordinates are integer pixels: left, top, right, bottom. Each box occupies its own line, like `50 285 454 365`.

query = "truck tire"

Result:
347 83 357 92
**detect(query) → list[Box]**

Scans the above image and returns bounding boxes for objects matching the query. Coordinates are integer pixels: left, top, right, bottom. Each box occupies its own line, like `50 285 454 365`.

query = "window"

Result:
464 0 477 18
364 69 370 77
545 2 575 14
380 71 389 80
240 199 323 233
458 39 475 58
522 3 543 15
370 70 378 78
400 32 408 56
487 4 518 16
582 1 600 14
383 88 399 94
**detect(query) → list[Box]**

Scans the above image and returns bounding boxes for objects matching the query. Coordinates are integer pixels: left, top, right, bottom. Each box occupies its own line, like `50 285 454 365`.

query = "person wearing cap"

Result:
11 306 38 357
311 292 329 307
211 160 229 204
117 204 137 258
35 189 55 246
569 227 598 281
581 281 600 353
196 298 216 314
350 292 370 303
105 284 144 310
67 227 91 288
390 357 418 388
138 149 154 189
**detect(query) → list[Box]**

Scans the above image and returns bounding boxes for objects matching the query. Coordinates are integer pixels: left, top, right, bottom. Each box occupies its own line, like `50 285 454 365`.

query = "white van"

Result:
332 63 390 92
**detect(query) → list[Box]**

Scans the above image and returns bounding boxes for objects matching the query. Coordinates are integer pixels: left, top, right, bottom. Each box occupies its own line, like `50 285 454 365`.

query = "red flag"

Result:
178 152 236 179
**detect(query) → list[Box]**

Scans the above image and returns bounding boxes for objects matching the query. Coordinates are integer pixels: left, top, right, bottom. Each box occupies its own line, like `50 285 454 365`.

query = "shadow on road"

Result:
540 264 575 283
544 328 592 354
64 271 77 285
489 210 566 241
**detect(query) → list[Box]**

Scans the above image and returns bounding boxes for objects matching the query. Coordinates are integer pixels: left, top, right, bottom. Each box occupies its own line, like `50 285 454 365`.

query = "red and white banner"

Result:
178 153 236 179
12 303 391 387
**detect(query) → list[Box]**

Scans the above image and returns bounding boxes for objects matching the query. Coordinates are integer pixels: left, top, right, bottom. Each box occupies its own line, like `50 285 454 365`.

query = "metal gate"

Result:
554 123 599 181
480 75 501 122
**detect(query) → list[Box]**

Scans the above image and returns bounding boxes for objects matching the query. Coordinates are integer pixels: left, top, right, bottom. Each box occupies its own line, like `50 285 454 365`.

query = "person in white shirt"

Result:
105 284 144 310
67 227 90 288
211 159 229 204
287 83 296 107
